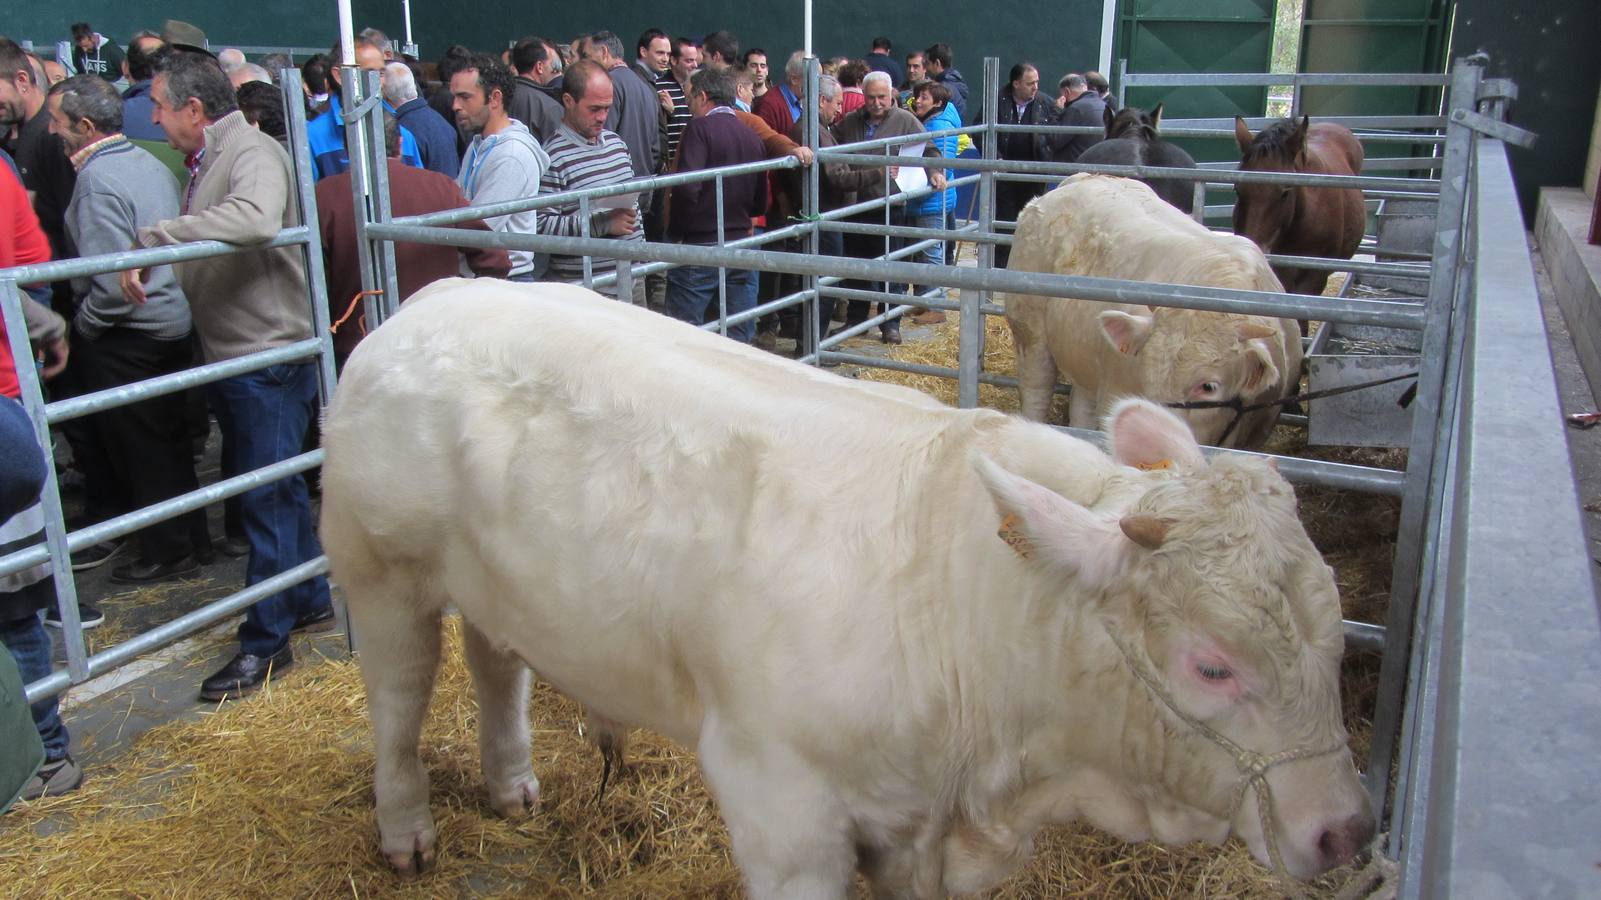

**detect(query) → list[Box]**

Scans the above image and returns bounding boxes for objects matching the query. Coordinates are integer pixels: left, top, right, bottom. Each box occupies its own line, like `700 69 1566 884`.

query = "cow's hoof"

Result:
489 776 541 819
382 828 436 878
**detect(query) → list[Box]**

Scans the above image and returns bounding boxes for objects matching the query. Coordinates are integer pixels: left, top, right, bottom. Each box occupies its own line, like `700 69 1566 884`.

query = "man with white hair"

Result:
216 48 247 73
382 61 459 177
830 69 946 344
228 63 272 90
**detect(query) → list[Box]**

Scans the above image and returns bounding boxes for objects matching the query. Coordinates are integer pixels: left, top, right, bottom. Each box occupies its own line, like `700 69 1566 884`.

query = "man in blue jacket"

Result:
305 37 423 180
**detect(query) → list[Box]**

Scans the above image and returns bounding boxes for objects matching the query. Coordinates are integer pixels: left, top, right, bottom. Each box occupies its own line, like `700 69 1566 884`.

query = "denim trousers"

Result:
208 363 332 657
0 612 67 760
665 265 759 343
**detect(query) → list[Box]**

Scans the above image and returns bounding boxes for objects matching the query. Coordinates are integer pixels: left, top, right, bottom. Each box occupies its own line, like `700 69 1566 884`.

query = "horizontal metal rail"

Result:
814 151 1443 192
1120 72 1451 88
820 219 990 244
395 154 802 229
830 124 989 154
364 223 1429 330
0 451 322 581
42 340 321 425
23 556 330 704
993 122 1447 146
0 227 313 284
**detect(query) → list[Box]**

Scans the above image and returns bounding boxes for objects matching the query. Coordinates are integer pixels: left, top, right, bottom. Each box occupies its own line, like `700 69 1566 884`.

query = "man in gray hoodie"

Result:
46 75 210 585
451 54 549 281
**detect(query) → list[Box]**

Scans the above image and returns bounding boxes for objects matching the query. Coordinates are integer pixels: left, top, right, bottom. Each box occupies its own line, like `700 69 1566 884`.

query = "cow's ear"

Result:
1105 398 1205 469
1099 310 1154 356
1150 102 1163 129
1234 116 1254 154
971 453 1134 590
1290 115 1310 164
1241 339 1280 394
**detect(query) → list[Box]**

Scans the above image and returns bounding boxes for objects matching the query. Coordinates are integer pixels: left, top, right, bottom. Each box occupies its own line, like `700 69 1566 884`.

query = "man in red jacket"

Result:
315 114 510 367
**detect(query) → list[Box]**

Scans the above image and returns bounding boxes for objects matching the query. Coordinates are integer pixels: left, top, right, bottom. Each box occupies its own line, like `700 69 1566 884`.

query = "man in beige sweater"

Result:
121 51 334 701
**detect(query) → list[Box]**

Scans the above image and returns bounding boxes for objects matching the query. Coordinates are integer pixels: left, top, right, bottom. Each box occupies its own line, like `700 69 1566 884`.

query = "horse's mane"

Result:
1242 118 1301 165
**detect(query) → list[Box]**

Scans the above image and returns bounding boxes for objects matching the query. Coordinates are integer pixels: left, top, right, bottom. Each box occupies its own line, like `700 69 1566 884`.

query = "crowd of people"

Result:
0 18 1113 803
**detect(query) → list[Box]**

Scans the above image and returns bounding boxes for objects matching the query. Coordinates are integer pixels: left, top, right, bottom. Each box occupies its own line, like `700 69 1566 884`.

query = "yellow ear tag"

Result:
998 513 1034 560
1134 459 1173 472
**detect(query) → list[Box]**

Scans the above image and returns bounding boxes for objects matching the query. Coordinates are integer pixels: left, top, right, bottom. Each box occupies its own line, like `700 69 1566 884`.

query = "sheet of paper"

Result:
594 191 639 211
895 142 929 193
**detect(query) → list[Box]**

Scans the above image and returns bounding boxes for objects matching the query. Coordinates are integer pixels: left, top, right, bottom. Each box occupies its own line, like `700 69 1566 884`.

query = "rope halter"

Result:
1103 627 1351 898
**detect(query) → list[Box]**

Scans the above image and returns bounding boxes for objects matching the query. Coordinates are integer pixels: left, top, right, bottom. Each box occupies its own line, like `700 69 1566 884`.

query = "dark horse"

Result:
1075 104 1199 214
1233 116 1365 296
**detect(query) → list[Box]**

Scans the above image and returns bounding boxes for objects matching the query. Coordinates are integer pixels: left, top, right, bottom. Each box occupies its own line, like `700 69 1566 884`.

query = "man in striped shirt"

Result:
662 37 699 167
537 59 643 303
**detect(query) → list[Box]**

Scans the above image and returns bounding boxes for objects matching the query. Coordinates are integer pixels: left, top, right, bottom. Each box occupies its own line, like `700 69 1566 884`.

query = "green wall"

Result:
12 1 1105 92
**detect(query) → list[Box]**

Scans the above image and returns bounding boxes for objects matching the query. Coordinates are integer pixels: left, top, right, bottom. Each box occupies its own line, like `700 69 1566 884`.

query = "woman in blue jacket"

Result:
906 81 962 321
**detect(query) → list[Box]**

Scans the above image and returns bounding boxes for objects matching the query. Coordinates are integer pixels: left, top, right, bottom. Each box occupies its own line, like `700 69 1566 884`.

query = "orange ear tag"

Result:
998 513 1034 560
1134 459 1173 472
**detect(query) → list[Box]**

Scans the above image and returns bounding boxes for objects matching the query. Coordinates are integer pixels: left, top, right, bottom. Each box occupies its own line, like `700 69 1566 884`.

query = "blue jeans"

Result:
0 612 67 760
208 363 332 657
665 265 759 343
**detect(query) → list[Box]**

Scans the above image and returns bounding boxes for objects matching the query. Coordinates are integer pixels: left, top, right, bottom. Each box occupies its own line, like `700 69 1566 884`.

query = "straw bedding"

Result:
2 309 1399 899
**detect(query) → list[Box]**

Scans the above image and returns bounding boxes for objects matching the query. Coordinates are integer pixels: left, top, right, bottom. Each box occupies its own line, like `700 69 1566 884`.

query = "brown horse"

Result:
1232 116 1365 296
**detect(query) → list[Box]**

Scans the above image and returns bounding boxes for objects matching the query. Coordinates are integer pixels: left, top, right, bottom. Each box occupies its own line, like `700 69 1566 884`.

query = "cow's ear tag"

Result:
1134 459 1173 471
998 514 1035 560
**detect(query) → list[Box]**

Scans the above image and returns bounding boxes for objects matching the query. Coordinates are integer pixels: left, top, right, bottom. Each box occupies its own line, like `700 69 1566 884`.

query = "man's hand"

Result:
38 337 68 379
788 146 814 166
120 266 152 305
930 171 947 192
602 208 638 237
658 90 674 115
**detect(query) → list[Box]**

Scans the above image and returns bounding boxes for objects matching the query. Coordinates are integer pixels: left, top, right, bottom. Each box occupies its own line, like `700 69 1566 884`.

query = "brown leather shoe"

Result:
200 647 294 701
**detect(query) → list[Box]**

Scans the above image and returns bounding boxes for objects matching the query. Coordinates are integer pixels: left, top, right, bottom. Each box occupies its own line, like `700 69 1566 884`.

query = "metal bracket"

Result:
1477 78 1518 103
1449 109 1537 149
349 93 384 122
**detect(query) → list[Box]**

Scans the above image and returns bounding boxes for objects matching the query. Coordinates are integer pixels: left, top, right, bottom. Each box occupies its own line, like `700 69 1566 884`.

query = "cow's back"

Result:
321 279 996 742
1002 175 1295 439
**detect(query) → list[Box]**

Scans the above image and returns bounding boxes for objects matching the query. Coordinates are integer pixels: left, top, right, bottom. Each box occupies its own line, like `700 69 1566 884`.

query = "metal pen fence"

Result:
0 49 1588 892
0 76 335 699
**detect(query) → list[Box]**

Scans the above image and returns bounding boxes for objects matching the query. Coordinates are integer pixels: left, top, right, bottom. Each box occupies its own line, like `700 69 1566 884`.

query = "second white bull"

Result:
1003 174 1302 449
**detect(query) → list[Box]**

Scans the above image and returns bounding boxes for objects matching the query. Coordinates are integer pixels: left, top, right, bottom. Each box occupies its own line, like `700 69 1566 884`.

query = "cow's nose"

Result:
1316 810 1377 869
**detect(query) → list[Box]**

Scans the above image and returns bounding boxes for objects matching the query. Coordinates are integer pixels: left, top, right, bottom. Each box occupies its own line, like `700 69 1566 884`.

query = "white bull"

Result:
1003 174 1302 449
320 279 1372 898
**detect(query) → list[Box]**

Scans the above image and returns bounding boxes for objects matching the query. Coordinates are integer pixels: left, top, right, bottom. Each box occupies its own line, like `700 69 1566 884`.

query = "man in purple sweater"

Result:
663 67 767 343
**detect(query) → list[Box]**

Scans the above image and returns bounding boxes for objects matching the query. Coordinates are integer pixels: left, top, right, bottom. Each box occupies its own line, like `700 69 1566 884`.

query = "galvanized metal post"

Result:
361 69 401 319
958 58 1000 409
716 173 728 336
580 195 594 289
341 67 385 337
802 57 822 362
0 279 89 682
285 72 339 403
1366 56 1485 828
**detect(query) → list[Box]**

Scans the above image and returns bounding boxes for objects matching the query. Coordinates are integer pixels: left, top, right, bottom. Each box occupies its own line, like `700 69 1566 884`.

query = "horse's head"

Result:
1105 103 1163 142
1232 116 1309 254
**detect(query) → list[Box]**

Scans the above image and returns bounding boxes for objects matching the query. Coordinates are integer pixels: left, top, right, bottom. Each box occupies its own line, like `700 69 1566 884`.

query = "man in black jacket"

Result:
994 62 1058 266
506 36 563 145
1053 72 1107 164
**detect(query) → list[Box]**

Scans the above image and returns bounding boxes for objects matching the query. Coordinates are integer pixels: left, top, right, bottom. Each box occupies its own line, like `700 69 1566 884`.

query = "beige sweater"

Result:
138 111 311 363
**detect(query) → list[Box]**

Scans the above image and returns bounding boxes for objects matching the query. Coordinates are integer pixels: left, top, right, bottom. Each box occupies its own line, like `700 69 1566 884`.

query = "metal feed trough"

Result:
1 52 1595 898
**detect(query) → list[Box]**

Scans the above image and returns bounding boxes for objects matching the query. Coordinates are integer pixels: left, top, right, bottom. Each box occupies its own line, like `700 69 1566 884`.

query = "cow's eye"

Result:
1279 188 1292 201
1201 381 1221 395
1196 663 1233 682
